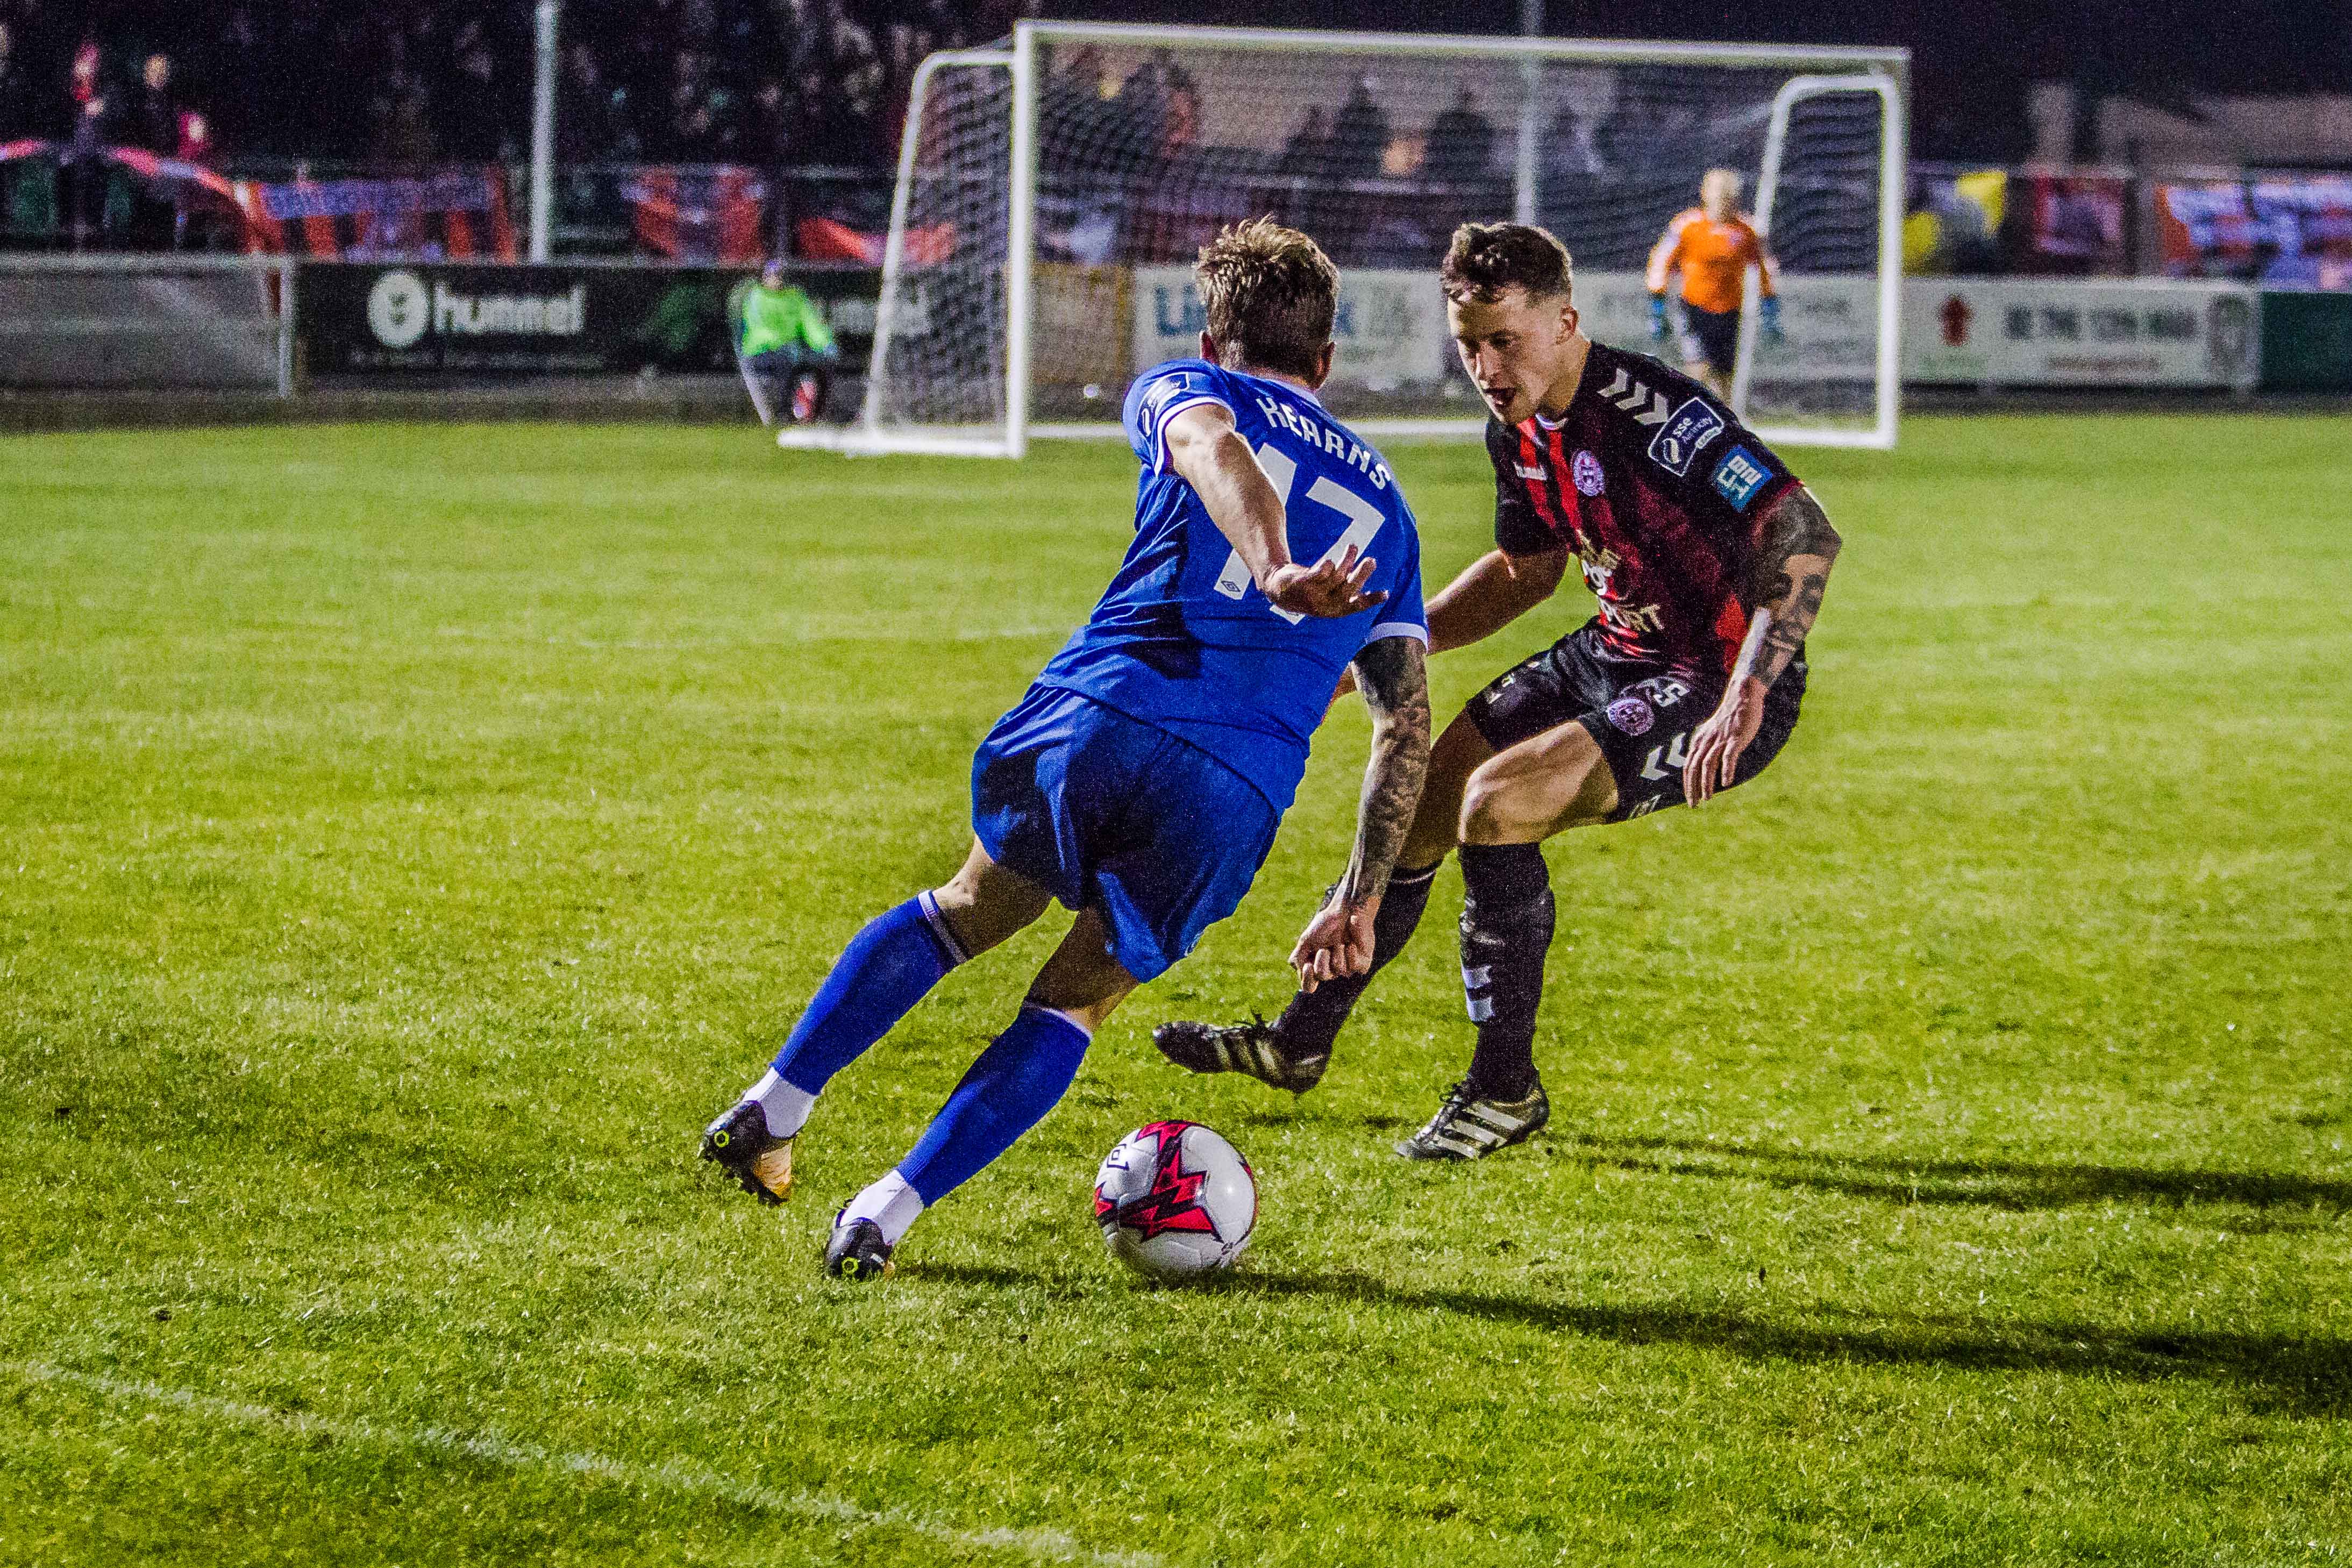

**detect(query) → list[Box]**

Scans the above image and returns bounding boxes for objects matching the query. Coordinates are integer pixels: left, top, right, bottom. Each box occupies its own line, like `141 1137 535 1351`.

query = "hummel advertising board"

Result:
298 262 882 377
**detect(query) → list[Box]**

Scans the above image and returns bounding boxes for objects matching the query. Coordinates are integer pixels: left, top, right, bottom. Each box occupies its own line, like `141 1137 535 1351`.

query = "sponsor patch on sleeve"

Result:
1647 398 1726 477
1709 444 1772 511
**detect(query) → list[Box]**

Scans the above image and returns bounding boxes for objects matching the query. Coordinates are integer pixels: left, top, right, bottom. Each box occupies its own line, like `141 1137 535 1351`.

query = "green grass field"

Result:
3 414 2348 1567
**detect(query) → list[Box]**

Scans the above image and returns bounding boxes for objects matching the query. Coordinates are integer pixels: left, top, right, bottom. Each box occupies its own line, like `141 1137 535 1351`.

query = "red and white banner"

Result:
232 168 516 261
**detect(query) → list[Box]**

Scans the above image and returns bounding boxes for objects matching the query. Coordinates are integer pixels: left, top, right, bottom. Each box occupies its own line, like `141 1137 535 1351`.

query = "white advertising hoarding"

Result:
1900 278 2259 389
1132 266 1449 390
1130 270 2258 396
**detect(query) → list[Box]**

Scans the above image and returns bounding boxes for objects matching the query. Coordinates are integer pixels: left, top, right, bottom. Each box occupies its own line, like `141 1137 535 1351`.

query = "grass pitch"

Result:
2 414 2348 1567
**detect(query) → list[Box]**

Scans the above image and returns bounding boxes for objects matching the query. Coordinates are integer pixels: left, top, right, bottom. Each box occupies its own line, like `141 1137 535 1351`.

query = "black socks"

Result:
1457 842 1554 1101
1273 860 1441 1054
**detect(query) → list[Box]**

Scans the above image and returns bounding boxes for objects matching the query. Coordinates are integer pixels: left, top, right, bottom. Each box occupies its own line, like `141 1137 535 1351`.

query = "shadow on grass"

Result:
914 1261 2352 1417
1563 1134 2352 1220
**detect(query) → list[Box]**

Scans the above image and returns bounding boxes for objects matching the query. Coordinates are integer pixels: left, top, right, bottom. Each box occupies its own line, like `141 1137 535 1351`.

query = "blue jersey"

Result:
1030 359 1428 811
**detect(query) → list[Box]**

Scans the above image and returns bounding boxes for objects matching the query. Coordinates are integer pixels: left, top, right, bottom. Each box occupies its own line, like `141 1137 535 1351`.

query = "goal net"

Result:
0 255 293 394
786 22 1905 457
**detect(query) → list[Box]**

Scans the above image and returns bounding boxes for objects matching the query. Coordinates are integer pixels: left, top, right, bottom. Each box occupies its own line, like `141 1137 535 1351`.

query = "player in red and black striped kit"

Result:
1157 222 1843 1160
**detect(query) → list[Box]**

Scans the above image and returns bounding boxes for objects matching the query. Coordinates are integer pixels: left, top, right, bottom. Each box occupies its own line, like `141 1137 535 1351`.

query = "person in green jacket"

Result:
732 259 842 425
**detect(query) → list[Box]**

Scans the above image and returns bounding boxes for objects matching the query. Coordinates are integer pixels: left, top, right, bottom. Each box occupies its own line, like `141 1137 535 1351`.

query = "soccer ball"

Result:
1093 1120 1257 1279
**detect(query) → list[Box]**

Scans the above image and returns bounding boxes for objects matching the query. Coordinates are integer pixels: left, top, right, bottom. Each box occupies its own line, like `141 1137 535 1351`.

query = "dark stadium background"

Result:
3 0 2347 161
1054 0 2352 161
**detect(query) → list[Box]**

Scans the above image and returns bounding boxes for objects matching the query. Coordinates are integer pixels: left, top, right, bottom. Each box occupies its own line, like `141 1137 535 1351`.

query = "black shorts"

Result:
1676 303 1741 373
1463 623 1805 822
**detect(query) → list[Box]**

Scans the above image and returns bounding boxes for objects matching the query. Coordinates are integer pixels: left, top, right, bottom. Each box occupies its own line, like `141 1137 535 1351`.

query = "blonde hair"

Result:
1194 218 1339 380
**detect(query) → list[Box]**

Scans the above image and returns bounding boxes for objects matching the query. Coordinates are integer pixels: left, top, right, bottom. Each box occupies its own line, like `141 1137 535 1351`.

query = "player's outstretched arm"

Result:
1293 635 1431 991
1332 544 1564 710
1425 546 1567 654
1164 402 1386 620
1684 483 1843 804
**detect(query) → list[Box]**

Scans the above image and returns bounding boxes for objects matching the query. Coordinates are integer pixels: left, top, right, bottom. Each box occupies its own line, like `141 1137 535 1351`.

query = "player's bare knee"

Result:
930 843 1051 958
1457 763 1540 846
1025 917 1137 1030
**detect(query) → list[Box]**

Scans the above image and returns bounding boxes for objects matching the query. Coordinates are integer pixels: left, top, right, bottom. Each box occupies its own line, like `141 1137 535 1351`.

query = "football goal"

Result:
781 20 1907 458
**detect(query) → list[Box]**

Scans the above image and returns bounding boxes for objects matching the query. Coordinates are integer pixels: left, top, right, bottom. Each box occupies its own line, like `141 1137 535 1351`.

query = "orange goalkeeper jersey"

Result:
1645 209 1778 314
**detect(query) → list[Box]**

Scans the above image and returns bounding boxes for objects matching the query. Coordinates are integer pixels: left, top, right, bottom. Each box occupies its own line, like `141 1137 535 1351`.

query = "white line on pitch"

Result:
8 1360 1160 1568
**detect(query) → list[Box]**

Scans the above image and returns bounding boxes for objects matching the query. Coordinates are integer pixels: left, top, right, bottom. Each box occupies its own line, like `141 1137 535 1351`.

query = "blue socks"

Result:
753 895 1095 1240
897 1006 1093 1206
767 892 967 1109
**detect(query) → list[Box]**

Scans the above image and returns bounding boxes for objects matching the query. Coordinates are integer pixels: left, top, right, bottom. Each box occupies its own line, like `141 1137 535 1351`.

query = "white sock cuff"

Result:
915 889 972 966
1023 1003 1094 1042
846 1170 927 1246
745 1067 816 1141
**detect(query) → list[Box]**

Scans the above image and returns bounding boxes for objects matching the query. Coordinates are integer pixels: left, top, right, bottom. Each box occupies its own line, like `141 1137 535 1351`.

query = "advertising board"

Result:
298 262 882 377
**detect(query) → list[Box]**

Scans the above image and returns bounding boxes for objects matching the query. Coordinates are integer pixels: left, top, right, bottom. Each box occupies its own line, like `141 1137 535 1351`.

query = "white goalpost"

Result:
781 20 1907 458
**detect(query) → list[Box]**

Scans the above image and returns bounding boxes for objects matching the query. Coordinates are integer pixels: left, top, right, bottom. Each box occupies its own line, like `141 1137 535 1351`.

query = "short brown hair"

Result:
1194 218 1338 380
1439 223 1574 304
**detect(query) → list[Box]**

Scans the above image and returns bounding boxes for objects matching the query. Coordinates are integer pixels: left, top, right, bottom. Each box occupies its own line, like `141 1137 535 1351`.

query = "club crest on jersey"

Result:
1711 444 1772 511
1571 450 1605 496
1605 695 1655 736
1648 398 1726 477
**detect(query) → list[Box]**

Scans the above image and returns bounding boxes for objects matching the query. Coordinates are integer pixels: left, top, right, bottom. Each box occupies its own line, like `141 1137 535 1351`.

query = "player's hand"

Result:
1264 546 1385 620
1290 890 1380 992
1683 676 1766 807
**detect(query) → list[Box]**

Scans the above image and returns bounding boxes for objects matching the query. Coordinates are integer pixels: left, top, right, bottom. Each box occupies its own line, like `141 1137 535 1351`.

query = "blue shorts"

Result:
971 686 1280 982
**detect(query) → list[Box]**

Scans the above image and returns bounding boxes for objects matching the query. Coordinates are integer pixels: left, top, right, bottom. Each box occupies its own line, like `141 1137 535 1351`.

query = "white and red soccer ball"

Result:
1093 1120 1257 1278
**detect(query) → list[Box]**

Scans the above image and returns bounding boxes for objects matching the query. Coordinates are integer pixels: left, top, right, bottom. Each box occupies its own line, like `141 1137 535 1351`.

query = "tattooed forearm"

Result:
1743 484 1842 689
1335 635 1432 906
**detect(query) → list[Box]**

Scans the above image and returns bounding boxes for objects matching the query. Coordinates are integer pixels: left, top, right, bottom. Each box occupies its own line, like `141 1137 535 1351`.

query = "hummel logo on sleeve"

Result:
1599 368 1672 425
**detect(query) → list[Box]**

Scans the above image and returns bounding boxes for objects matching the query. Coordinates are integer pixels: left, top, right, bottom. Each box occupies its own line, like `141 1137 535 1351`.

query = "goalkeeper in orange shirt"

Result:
1645 168 1780 400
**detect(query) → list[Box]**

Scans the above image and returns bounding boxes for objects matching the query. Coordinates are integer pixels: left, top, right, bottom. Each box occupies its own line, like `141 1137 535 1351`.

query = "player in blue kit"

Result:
697 220 1433 1279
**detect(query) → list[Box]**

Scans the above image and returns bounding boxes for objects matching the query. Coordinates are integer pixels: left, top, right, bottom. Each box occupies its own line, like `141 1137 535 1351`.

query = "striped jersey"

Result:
1486 340 1799 676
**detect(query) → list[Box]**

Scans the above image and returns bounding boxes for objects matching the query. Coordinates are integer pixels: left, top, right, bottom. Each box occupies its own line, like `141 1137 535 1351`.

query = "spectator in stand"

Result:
1279 105 1328 177
62 40 120 244
176 108 213 165
1111 53 1167 154
1425 85 1494 186
1327 74 1390 182
1160 60 1198 154
126 53 182 247
821 0 877 79
765 0 824 81
129 53 177 152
